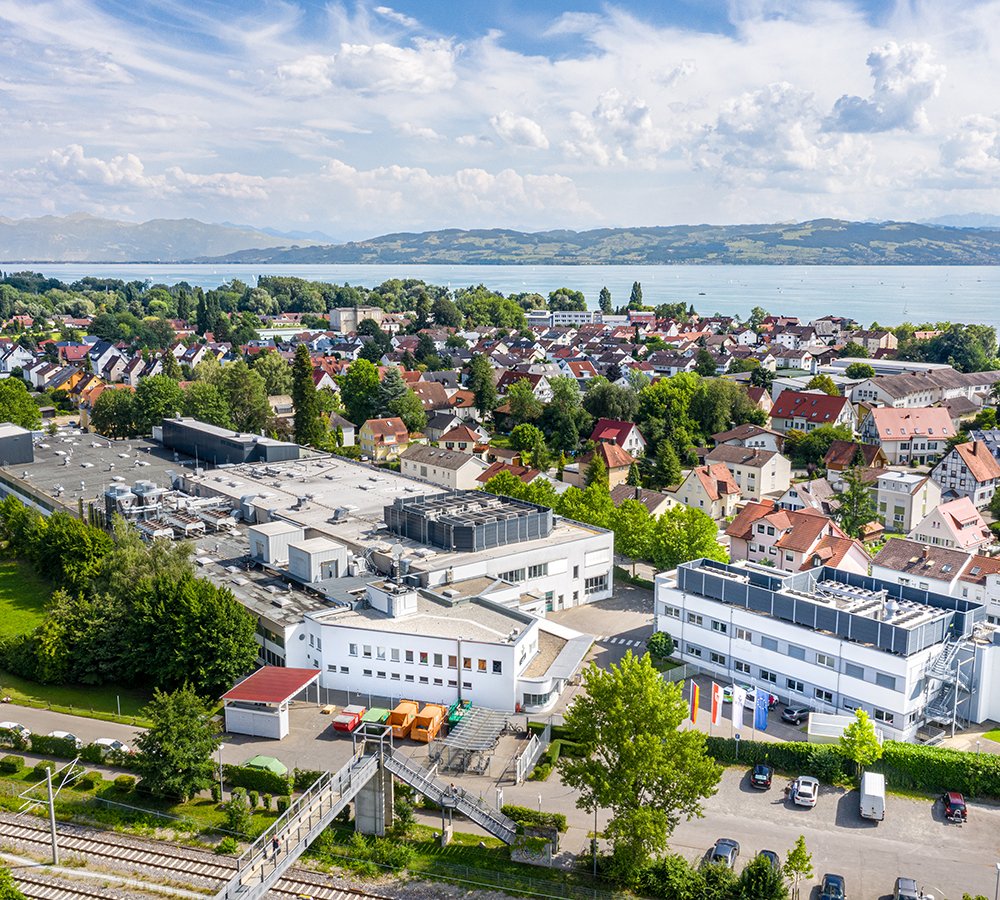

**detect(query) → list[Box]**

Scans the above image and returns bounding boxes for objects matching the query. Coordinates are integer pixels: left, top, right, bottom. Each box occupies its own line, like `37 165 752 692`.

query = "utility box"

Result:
248 522 304 567
287 537 348 583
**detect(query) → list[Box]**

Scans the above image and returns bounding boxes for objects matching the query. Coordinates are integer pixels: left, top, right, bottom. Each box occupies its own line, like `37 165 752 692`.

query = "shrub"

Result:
225 788 253 838
276 795 290 814
29 734 78 758
646 631 674 659
215 836 240 855
262 793 272 812
248 790 259 809
80 743 104 765
528 763 552 781
222 764 291 797
0 728 29 752
368 837 411 869
211 784 221 803
78 771 103 790
293 768 324 791
808 745 847 783
113 775 136 792
32 761 56 780
501 804 568 833
0 754 23 774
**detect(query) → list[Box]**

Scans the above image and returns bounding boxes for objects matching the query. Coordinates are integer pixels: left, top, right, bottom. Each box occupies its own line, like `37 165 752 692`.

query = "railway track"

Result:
1 816 388 900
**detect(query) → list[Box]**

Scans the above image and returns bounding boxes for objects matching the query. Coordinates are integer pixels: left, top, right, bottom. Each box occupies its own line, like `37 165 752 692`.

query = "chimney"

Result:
922 545 931 559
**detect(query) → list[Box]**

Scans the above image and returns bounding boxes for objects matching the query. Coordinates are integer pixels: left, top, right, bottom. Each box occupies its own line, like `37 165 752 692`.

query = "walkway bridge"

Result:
213 726 518 900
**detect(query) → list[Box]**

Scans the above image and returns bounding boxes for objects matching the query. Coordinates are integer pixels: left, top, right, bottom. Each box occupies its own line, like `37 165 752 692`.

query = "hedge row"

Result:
0 728 28 752
223 764 292 796
27 734 80 759
293 768 324 791
501 804 568 833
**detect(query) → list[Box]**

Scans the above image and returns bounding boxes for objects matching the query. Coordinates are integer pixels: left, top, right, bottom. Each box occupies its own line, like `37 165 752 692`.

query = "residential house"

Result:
328 413 355 447
0 344 36 375
358 417 410 461
776 478 838 516
746 386 775 416
770 390 855 434
448 389 478 421
589 418 647 457
609 484 676 517
711 423 785 453
823 440 889 478
476 461 541 485
704 445 791 500
424 412 464 442
859 407 953 465
845 330 898 354
874 471 942 533
439 424 486 454
563 442 635 489
495 370 553 402
672 463 741 520
400 445 489 491
725 500 870 575
931 441 1000 509
908 497 995 553
409 380 452 414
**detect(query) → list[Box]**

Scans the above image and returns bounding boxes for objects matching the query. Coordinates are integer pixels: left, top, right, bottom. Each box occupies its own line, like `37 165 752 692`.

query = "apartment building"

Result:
908 497 995 553
704 445 791 500
874 471 941 534
859 407 953 465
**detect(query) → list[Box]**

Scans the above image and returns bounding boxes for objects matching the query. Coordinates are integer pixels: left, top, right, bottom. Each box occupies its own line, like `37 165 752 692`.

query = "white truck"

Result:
860 771 886 821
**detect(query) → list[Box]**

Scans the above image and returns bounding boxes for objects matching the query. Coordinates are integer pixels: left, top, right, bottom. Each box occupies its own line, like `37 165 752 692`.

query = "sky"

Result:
1 0 1000 239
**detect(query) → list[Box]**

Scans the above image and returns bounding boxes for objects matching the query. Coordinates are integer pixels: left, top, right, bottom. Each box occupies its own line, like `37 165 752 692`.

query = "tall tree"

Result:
833 466 877 538
134 374 184 433
805 374 840 396
584 453 608 489
90 389 138 439
628 281 643 310
377 366 409 413
132 685 221 801
506 378 543 425
182 382 233 429
838 708 883 777
0 378 41 430
339 358 382 425
541 376 590 454
509 423 546 453
215 362 270 434
560 652 722 884
467 354 497 417
609 500 653 575
582 377 638 423
253 350 293 397
653 440 682 488
291 345 325 446
160 350 181 381
387 388 427 433
649 506 727 570
844 362 875 380
694 348 718 377
548 287 587 312
598 286 613 315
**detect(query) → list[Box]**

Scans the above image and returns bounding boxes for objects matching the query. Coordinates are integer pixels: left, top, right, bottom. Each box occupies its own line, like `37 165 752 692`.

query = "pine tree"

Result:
161 350 181 381
467 354 497 417
654 440 682 488
834 466 877 538
291 344 324 447
585 453 609 489
378 367 409 414
628 281 643 310
627 461 642 487
598 286 613 315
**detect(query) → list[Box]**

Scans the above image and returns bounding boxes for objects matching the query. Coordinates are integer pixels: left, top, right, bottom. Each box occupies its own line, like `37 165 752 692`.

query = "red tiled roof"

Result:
692 463 739 501
953 441 1000 484
589 418 641 448
477 461 540 483
580 441 635 471
221 667 321 703
867 406 953 441
772 390 850 424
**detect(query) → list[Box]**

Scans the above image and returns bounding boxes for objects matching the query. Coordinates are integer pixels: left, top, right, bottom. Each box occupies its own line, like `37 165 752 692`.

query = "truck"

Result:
860 771 885 821
389 700 419 739
411 703 448 742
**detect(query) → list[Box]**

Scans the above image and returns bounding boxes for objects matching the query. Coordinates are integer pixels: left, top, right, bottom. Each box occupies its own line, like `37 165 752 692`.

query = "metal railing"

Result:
514 721 551 784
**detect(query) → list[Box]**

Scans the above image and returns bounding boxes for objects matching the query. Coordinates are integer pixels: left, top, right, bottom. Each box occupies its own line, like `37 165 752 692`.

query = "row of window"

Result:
347 644 503 674
328 664 475 690
498 563 551 583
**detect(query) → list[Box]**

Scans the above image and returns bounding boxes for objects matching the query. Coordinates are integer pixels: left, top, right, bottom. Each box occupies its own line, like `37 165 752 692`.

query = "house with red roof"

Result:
726 500 870 574
358 417 410 461
931 441 1000 509
908 497 995 553
563 442 635 489
589 418 647 457
859 406 954 465
672 463 741 520
770 390 855 434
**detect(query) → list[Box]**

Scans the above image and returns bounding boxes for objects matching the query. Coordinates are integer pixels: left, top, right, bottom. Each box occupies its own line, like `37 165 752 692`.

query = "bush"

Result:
646 631 675 659
29 734 79 758
808 745 846 783
223 764 292 797
501 804 568 833
113 775 136 792
78 771 103 791
0 727 28 752
211 784 221 803
225 788 253 838
32 761 56 780
528 763 552 781
262 793 272 811
367 836 411 869
248 790 259 809
80 743 104 765
276 795 290 814
215 836 240 855
293 768 324 791
0 754 23 774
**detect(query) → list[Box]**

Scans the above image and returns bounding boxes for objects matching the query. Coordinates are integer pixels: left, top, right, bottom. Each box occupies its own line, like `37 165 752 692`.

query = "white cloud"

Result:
826 42 946 133
396 122 444 141
44 144 160 189
562 90 665 166
940 115 1000 174
373 6 420 29
489 111 549 150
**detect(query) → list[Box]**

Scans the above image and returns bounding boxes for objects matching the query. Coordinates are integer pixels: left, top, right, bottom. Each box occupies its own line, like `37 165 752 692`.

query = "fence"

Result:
514 720 552 784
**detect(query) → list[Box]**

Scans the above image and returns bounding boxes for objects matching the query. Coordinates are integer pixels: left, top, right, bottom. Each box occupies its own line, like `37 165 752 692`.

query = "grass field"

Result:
0 558 51 639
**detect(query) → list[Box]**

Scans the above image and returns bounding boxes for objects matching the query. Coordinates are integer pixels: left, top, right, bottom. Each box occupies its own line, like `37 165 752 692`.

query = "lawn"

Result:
983 728 1000 743
0 668 154 726
0 557 51 639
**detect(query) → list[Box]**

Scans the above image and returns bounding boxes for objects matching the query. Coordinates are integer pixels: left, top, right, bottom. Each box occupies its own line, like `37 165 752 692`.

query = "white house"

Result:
704 445 791 500
908 497 995 553
859 407 954 465
931 441 1000 510
400 445 489 491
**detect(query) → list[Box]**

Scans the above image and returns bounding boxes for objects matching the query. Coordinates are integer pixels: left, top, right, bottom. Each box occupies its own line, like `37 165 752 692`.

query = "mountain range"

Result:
2 215 1000 265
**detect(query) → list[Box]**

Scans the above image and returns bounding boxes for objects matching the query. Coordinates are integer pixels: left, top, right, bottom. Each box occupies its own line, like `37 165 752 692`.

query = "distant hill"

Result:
198 219 1000 265
0 214 319 262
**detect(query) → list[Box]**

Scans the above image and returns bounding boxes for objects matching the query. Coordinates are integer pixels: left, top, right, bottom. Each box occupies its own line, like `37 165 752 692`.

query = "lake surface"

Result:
14 263 1000 328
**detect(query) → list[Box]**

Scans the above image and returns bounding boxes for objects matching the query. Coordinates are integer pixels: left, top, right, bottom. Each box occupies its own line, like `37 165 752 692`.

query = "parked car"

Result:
791 775 819 807
758 850 781 872
781 706 811 725
0 721 30 740
93 738 133 755
709 838 740 869
942 791 967 823
46 730 82 749
750 763 773 789
820 873 847 899
893 876 920 900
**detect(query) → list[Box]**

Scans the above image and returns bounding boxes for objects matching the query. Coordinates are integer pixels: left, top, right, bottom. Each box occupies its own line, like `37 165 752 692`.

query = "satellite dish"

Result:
391 543 404 560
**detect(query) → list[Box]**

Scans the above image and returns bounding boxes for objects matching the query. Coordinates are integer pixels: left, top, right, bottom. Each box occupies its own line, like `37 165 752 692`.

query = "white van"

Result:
860 771 886 821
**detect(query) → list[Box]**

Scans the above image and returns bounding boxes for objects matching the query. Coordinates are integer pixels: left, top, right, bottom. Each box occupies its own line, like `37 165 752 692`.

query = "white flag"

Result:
731 686 746 729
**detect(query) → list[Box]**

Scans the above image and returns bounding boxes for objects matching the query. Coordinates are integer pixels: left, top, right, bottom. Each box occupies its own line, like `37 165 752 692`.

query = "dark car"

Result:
758 850 781 872
782 706 811 724
710 838 740 869
820 873 846 899
942 791 967 822
894 877 920 900
750 763 773 789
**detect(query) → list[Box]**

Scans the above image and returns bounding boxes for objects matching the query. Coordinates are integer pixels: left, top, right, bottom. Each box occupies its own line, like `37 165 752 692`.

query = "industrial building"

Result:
157 418 301 466
0 423 34 466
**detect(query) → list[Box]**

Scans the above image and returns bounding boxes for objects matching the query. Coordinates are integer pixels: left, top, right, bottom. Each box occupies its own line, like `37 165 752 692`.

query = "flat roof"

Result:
222 666 320 703
0 423 30 438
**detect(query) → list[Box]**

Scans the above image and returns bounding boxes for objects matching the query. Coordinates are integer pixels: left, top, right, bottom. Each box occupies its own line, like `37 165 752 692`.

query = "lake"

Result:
14 263 1000 329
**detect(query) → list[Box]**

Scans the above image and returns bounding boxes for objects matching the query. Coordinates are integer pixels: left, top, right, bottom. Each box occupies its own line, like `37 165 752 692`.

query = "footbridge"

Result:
213 727 518 900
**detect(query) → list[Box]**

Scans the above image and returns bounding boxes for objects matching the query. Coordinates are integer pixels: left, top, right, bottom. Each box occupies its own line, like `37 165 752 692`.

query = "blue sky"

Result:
1 1 998 239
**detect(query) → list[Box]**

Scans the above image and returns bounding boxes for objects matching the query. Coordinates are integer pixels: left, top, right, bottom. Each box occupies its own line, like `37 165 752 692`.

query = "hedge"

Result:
501 804 568 833
223 764 292 797
0 727 28 752
0 754 23 774
29 734 79 758
293 768 324 791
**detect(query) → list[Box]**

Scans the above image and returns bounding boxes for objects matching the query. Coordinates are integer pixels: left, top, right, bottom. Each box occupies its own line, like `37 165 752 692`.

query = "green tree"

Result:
252 350 293 397
609 499 653 574
528 430 551 471
215 362 270 434
509 423 546 453
90 389 139 439
182 381 233 429
467 354 497 417
291 345 325 446
749 366 775 391
94 517 193 599
547 287 587 312
747 306 769 331
805 374 840 396
340 359 382 425
784 424 854 468
838 708 883 776
506 378 543 425
582 377 638 424
0 862 26 900
598 286 613 315
736 853 789 900
628 281 643 310
377 366 408 413
0 378 40 430
414 291 433 330
584 454 609 489
844 362 875 380
653 440 682 488
694 349 717 377
134 374 184 433
161 350 182 381
839 341 869 358
541 376 590 454
626 461 642 486
782 835 814 900
388 388 427 433
225 787 254 837
431 296 463 329
560 652 722 884
132 684 221 801
28 511 114 593
834 466 877 537
649 506 727 571
645 631 674 659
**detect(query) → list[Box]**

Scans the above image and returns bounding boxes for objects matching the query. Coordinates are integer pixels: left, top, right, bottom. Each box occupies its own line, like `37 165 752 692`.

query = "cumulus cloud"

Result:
562 90 667 166
45 144 159 189
489 111 549 150
826 42 945 133
373 6 420 29
940 115 1000 174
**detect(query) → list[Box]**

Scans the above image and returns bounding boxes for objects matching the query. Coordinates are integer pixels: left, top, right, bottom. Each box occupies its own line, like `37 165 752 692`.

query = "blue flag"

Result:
755 690 769 731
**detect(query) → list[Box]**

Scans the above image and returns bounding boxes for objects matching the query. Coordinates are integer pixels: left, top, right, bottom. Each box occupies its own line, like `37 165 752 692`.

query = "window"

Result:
687 613 704 626
448 679 457 688
419 652 429 666
419 676 429 684
433 677 443 686
761 636 778 652
391 673 400 681
816 653 834 669
759 669 777 684
448 655 457 669
787 645 805 661
405 650 414 664
585 574 608 595
815 688 833 704
363 668 372 677
377 671 386 679
362 644 372 659
463 657 472 670
875 673 897 691
349 643 358 657
872 708 893 724
478 659 487 672
340 666 349 674
710 651 726 666
376 646 386 660
327 663 336 672
309 634 314 648
786 678 804 693
686 644 702 658
735 660 751 675
498 568 526 583
390 649 400 663
528 563 548 579
492 660 502 674
462 681 472 690
735 627 752 642
573 566 579 579
711 621 728 634
405 674 414 682
433 653 443 667
845 663 864 680
663 605 681 620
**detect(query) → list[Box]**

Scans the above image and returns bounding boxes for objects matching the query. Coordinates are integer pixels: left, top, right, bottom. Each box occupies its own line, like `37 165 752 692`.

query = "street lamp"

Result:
218 743 225 800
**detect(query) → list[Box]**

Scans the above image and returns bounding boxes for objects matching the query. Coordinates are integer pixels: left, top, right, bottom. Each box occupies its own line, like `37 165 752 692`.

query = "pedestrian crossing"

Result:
594 636 646 648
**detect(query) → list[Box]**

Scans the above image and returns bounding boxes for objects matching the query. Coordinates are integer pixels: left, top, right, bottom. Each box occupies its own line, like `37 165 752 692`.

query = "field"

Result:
0 557 51 639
